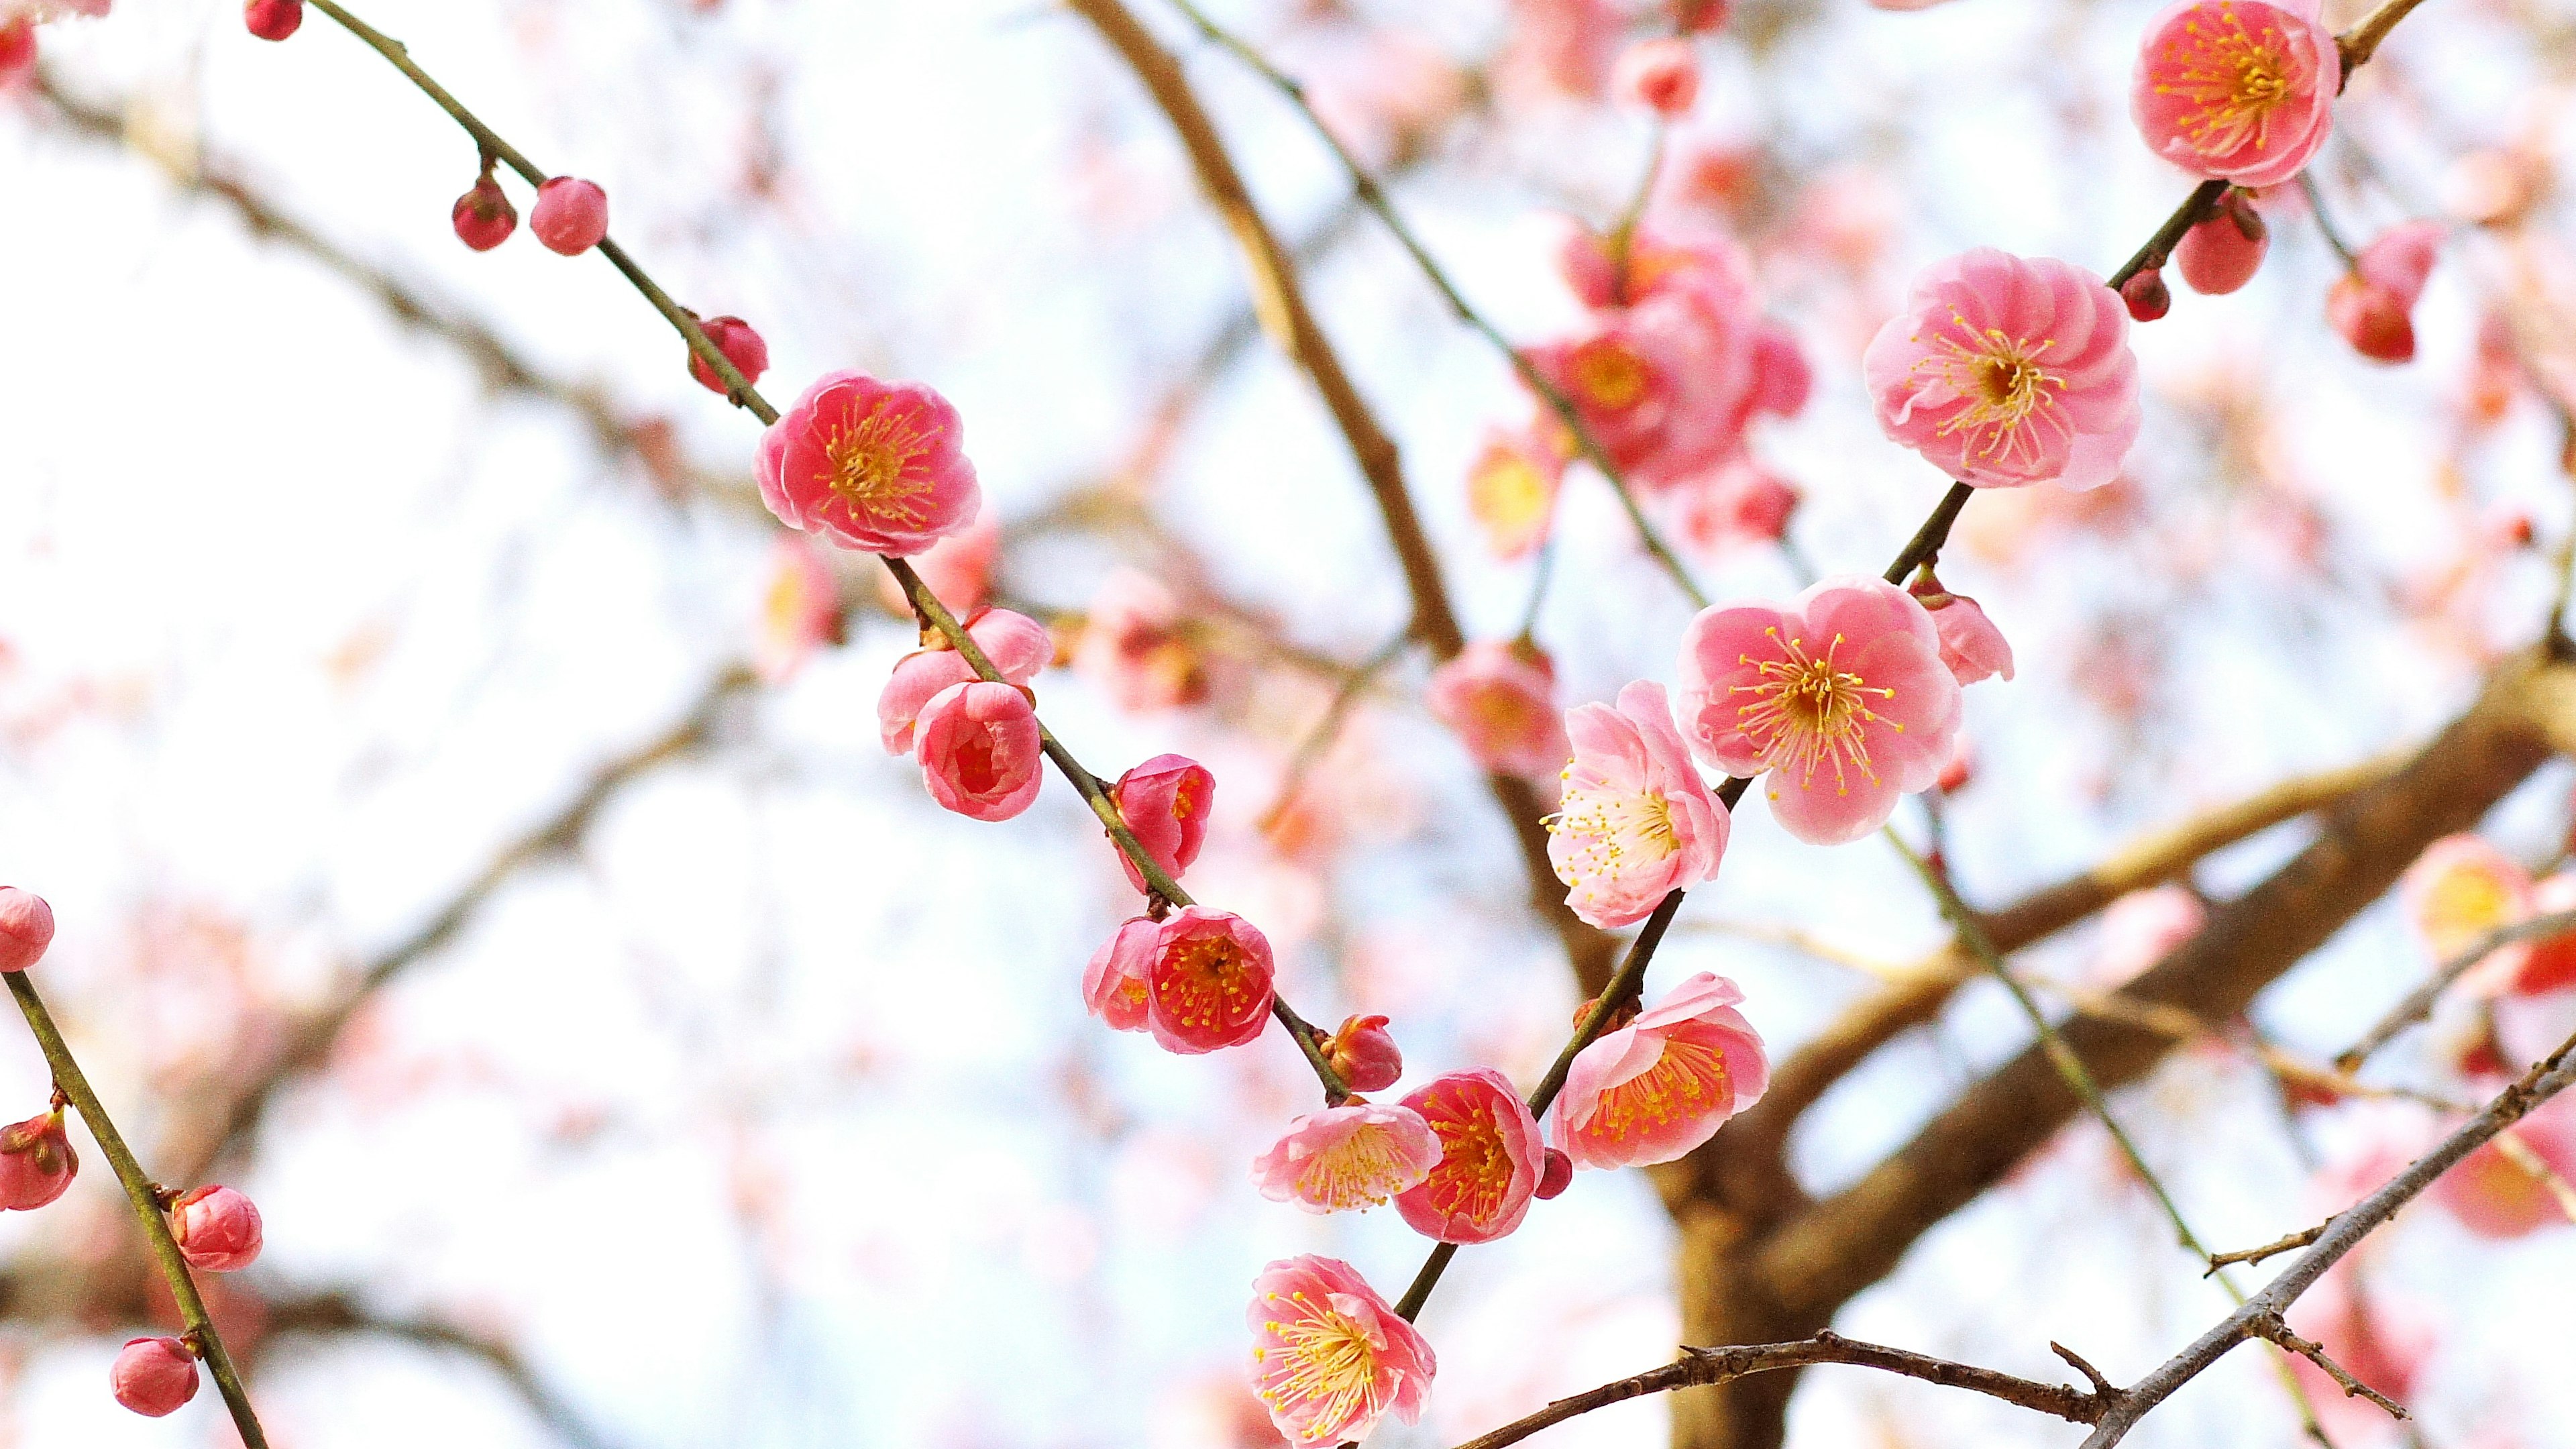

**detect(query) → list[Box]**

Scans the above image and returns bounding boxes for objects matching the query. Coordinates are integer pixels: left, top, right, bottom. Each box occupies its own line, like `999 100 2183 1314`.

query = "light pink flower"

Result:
170 1185 262 1272
687 315 771 396
1676 462 1800 554
2131 0 2337 189
1864 250 2141 491
755 538 842 684
530 176 610 256
0 1110 74 1210
876 607 1051 755
914 682 1044 822
1075 568 1205 712
0 887 54 973
1426 643 1570 780
1496 0 1622 100
2402 835 2533 976
1464 427 1564 560
1749 322 1812 418
758 371 983 557
1082 916 1158 1032
1323 1014 1403 1093
110 1338 199 1418
1394 1069 1544 1242
896 509 1001 616
1146 907 1277 1055
1527 281 1761 490
1613 38 1700 116
2431 1094 2576 1238
1907 575 2015 685
2090 885 2206 985
1114 753 1216 893
2330 221 2445 365
1554 220 1756 312
1677 575 1962 845
1246 1255 1434 1448
1546 682 1728 928
1552 972 1768 1169
1251 1102 1442 1212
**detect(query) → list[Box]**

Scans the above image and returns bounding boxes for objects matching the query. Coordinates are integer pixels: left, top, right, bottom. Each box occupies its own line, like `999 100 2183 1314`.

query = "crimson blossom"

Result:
913 682 1044 822
1143 907 1277 1055
1393 1068 1545 1243
2131 0 2338 189
759 371 984 557
1245 1254 1434 1448
1552 972 1769 1169
1111 753 1216 892
877 606 1052 755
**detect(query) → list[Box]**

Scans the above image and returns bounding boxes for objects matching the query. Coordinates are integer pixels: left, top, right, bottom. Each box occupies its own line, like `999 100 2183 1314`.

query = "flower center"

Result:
1256 1291 1389 1434
1730 627 1897 797
1587 1036 1731 1144
1571 339 1651 411
821 401 939 523
1153 933 1260 1030
1915 315 2066 470
2154 9 2298 155
1423 1105 1513 1223
1295 1124 1417 1210
1546 784 1678 885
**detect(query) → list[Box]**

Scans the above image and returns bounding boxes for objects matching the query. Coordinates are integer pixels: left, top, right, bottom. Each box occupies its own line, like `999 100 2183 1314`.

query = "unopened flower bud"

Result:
686 315 771 396
169 1185 263 1273
2120 268 2171 323
0 1110 74 1210
111 1337 199 1417
450 174 517 252
243 0 303 40
531 176 609 256
1323 1014 1403 1093
0 888 55 973
2175 195 2269 295
1535 1147 1574 1199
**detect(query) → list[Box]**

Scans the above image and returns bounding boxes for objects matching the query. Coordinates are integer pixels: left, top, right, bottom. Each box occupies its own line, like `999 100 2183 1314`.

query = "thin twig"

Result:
2300 172 2361 270
2206 1224 2325 1277
2337 0 2434 77
2254 1316 2410 1421
2332 908 2576 1072
1257 629 1415 834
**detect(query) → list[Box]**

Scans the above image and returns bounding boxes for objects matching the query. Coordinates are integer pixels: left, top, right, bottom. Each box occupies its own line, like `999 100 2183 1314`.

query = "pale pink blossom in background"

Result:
754 538 843 683
1749 322 1813 418
1546 681 1727 928
1145 907 1277 1055
1554 220 1755 313
1076 568 1205 712
914 681 1044 822
1250 1102 1441 1213
2090 885 2207 984
1677 575 1961 845
1865 250 2141 490
1525 291 1757 490
0 0 112 21
1495 0 1622 100
169 1184 262 1272
109 1338 197 1418
1464 427 1564 560
1394 1069 1544 1243
1613 38 1700 117
876 508 1000 617
1082 916 1159 1032
2131 0 2337 188
0 886 54 973
2284 1269 2434 1442
876 606 1051 755
1322 1014 1403 1092
2402 834 2534 979
1676 462 1800 553
2330 221 2447 365
759 371 983 556
1907 575 2016 685
1245 1254 1434 1448
1114 753 1216 893
0 1110 74 1210
2430 1094 2576 1238
2508 872 2576 995
1426 643 1570 779
1552 972 1768 1169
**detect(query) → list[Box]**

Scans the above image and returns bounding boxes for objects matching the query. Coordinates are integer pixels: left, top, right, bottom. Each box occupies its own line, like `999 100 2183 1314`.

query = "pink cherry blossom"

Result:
1113 753 1215 893
1464 427 1564 560
1245 1254 1434 1448
1554 219 1755 312
876 508 1000 617
1546 681 1728 928
1251 1102 1442 1213
1749 322 1812 418
0 1110 74 1210
0 22 32 89
2132 0 2337 189
450 174 517 252
758 371 983 556
1395 1069 1544 1243
1426 642 1570 780
1322 1014 1403 1092
170 1184 262 1271
1081 916 1158 1032
877 606 1052 755
1613 38 1699 117
1864 249 2141 490
1074 568 1205 712
1676 462 1799 554
531 176 610 255
1908 574 2015 685
0 887 54 973
1677 575 1962 845
2175 195 2269 294
2402 835 2533 975
2508 872 2576 996
2330 221 2445 365
1145 907 1277 1055
110 1338 199 1418
755 538 842 684
914 682 1044 822
243 0 301 41
1526 260 1762 490
1552 971 1768 1169
2090 885 2206 984
687 315 771 396
2430 1094 2576 1238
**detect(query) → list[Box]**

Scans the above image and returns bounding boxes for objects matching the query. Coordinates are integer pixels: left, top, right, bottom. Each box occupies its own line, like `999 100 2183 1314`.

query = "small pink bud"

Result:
687 315 771 396
169 1185 263 1273
0 888 55 973
243 0 303 40
1323 1014 1403 1093
0 1110 75 1210
2328 273 2415 364
2120 269 2171 323
1613 38 1700 117
2174 198 2268 295
0 21 37 87
449 175 517 252
1535 1147 1574 1199
531 177 609 256
110 1337 199 1417
1111 753 1215 894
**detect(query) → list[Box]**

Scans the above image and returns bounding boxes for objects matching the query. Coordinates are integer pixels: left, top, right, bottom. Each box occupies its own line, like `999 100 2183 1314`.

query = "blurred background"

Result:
1 0 2574 1446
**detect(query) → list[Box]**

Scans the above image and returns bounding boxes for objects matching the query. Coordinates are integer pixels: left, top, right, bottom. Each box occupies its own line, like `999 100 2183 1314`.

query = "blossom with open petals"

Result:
1546 682 1727 928
758 371 982 556
1114 754 1215 894
1075 568 1205 712
1427 642 1570 780
1145 908 1277 1055
1526 286 1759 490
2431 1095 2576 1238
2091 885 2206 985
755 539 842 683
915 682 1044 822
1678 575 1961 845
1082 916 1158 1032
1394 1069 1544 1243
1464 427 1564 559
1252 1102 1442 1213
2132 0 2337 189
1246 1255 1434 1448
2402 834 2534 975
1553 973 1768 1169
1864 250 2141 490
877 607 1052 755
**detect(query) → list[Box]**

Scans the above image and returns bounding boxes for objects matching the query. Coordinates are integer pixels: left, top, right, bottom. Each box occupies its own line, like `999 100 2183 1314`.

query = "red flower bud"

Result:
450 175 517 252
0 1110 74 1210
243 0 303 41
0 888 54 973
531 176 609 256
1323 1014 1403 1093
111 1337 199 1417
686 315 771 395
2174 197 2268 295
169 1185 263 1273
1534 1147 1574 1200
2120 269 2171 323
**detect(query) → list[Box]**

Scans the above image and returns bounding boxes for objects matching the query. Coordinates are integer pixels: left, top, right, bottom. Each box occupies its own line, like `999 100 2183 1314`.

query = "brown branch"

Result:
264 1293 624 1449
2205 1225 2325 1277
2252 1316 2409 1421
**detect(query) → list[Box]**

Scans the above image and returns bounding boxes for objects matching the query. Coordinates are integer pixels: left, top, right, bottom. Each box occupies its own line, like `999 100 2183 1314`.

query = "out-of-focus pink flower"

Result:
1251 1102 1442 1213
1907 574 2015 686
687 315 771 396
1496 0 1623 99
170 1185 262 1272
0 1 113 21
1864 250 2141 490
1613 38 1700 117
755 539 843 684
2131 0 2336 188
877 607 1051 755
914 682 1044 822
0 887 54 973
1677 462 1800 554
1553 219 1756 313
2402 835 2533 976
878 509 1001 618
1552 972 1768 1169
2330 221 2445 365
530 176 609 255
2090 885 2206 984
1749 323 1813 418
1937 735 1975 793
450 174 517 252
1246 1255 1434 1448
0 22 34 88
1464 427 1564 560
1677 575 1962 845
243 0 301 41
0 1110 74 1210
1114 753 1216 893
1083 916 1158 1032
1323 1014 1403 1093
1394 1069 1544 1243
2175 193 2270 294
1547 682 1728 928
1527 235 1764 490
1146 908 1277 1055
1426 643 1570 780
2510 873 2576 995
2283 1271 2432 1441
1075 568 1205 712
110 1338 199 1418
759 371 983 557
2431 1095 2576 1237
